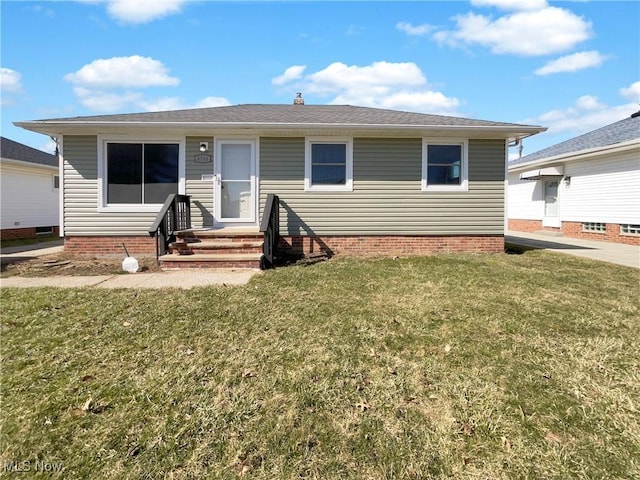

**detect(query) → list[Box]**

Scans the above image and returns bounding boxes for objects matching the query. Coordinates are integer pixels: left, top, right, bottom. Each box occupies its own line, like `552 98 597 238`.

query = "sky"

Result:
1 0 639 160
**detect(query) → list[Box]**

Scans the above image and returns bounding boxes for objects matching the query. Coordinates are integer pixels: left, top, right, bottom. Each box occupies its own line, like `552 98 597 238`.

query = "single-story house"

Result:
15 99 545 267
1 137 59 240
508 112 640 246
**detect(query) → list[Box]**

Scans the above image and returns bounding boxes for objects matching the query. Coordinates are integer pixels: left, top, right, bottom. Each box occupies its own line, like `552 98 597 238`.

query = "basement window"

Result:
620 224 640 235
582 222 606 233
35 226 54 235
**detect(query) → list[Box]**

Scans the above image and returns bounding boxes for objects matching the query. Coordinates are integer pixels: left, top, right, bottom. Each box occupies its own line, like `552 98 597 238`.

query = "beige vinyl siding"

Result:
185 136 214 227
260 137 506 235
63 135 162 235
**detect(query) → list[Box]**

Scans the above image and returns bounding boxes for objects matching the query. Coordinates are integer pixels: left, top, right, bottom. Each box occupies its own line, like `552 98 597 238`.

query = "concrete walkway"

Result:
0 240 260 289
506 231 640 269
0 269 260 289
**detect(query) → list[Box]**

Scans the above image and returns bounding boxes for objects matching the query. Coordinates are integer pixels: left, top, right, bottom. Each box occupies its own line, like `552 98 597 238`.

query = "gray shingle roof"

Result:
0 137 57 167
510 113 640 167
31 104 536 128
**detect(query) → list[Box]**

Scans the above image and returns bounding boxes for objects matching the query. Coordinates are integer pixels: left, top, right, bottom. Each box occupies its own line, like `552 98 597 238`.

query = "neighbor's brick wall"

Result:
279 235 504 256
508 219 640 246
1 226 59 240
64 236 157 255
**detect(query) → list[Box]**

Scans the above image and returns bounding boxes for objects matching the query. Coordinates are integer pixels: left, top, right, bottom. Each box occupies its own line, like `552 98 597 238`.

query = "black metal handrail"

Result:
148 194 191 263
260 194 279 267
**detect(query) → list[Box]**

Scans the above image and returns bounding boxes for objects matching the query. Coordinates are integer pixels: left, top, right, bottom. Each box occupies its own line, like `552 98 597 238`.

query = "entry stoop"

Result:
159 227 264 269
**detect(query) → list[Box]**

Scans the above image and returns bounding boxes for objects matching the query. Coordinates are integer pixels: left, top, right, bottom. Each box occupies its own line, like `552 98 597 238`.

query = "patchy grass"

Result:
1 251 639 478
0 234 59 249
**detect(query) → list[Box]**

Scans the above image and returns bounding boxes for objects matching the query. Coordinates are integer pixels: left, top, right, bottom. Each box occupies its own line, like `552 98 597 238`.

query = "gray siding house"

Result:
16 102 544 267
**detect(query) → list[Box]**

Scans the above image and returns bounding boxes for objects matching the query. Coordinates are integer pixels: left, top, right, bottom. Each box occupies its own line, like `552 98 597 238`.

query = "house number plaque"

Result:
194 154 212 163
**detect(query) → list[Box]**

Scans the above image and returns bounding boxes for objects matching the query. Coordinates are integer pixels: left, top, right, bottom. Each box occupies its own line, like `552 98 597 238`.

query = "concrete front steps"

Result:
159 227 264 269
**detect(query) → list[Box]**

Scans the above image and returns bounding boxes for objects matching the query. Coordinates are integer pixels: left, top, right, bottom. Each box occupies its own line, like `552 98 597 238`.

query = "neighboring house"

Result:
0 137 59 240
15 100 544 266
508 112 640 246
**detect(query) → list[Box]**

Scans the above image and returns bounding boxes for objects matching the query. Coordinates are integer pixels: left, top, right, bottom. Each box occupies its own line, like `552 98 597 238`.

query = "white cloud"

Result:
620 81 640 103
272 65 306 86
434 6 592 56
523 84 639 135
73 87 143 112
66 55 229 112
272 61 461 115
396 21 435 36
534 51 607 76
106 0 187 24
65 55 179 89
0 68 23 93
137 95 231 111
1 68 24 106
470 0 548 11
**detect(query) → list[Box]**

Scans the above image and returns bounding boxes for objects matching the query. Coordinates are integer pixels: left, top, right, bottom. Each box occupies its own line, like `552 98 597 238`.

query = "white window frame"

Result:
422 138 468 192
97 135 186 213
620 224 640 235
304 137 353 192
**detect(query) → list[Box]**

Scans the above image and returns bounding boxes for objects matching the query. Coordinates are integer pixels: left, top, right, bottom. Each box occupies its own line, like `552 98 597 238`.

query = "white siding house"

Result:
1 137 59 240
508 113 640 245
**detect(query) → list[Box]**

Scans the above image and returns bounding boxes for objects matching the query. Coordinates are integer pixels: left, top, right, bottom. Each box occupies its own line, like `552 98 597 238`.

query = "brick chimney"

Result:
293 92 304 105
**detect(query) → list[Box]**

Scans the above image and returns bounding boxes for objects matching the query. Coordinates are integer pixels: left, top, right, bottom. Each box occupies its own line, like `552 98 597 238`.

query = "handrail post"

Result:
148 194 192 265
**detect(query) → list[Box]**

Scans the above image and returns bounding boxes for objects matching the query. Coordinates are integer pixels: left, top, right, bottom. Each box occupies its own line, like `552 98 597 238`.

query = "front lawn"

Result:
1 251 639 478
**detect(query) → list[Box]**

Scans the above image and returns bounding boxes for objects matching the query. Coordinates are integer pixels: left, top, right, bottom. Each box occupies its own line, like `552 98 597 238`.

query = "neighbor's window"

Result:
422 139 468 191
620 224 640 235
106 142 179 205
53 175 60 189
305 138 353 191
582 222 606 233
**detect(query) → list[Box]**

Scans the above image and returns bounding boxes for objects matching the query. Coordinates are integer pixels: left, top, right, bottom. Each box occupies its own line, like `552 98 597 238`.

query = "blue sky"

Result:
1 0 638 159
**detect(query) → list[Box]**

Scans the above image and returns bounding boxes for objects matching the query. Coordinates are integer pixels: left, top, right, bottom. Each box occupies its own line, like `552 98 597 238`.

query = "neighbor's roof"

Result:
510 113 640 168
14 104 545 138
0 136 57 167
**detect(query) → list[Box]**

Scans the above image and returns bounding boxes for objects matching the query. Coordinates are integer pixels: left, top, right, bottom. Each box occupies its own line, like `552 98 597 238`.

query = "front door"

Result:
214 140 257 226
542 179 560 227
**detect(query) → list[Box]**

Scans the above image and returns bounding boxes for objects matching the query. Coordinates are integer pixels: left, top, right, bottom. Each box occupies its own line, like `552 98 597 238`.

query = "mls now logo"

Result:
3 459 63 473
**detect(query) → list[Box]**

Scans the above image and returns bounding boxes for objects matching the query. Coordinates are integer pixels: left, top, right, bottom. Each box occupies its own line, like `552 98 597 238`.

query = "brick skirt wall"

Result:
508 219 640 246
1 226 59 240
64 236 157 256
279 235 504 256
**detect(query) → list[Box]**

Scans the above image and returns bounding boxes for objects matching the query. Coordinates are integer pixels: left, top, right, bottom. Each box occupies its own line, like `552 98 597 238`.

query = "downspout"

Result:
53 135 64 239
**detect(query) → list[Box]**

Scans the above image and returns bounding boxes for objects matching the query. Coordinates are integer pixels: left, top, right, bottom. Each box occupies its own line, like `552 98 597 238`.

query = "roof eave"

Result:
508 139 640 171
15 120 546 139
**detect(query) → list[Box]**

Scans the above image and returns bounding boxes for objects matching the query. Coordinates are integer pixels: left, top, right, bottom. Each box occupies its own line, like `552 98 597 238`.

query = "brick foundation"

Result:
64 236 157 256
1 226 59 241
508 219 640 246
279 235 504 256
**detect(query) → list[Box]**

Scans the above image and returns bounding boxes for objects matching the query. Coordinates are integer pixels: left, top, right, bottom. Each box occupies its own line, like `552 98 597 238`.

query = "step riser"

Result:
170 247 263 255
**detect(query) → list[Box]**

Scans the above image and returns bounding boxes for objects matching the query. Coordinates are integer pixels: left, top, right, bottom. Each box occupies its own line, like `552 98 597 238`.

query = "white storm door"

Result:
542 179 560 227
214 140 256 225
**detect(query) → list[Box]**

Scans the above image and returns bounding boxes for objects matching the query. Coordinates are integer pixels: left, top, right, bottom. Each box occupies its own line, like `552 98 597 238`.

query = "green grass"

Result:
1 251 639 478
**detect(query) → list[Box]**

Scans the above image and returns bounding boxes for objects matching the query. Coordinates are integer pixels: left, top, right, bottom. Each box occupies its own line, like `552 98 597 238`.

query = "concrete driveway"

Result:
506 231 640 269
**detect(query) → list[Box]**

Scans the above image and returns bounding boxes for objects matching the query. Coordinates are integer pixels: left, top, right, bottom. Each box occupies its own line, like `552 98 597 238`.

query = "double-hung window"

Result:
422 139 468 191
100 138 183 211
305 138 353 191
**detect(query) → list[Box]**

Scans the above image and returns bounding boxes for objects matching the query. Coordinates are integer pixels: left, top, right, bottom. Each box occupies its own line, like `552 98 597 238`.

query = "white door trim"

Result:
542 178 561 228
213 137 259 228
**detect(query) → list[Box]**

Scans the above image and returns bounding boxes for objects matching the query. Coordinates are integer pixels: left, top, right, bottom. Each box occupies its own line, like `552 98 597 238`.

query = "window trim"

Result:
304 137 353 192
97 135 186 213
620 224 640 235
421 138 468 192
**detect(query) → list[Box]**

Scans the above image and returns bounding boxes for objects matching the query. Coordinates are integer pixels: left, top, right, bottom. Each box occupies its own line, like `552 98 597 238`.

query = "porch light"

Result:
199 142 209 152
563 176 571 186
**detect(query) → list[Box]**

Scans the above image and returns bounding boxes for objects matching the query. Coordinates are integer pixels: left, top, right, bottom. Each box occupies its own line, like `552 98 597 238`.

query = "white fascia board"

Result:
15 121 546 139
509 139 640 172
0 157 58 172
